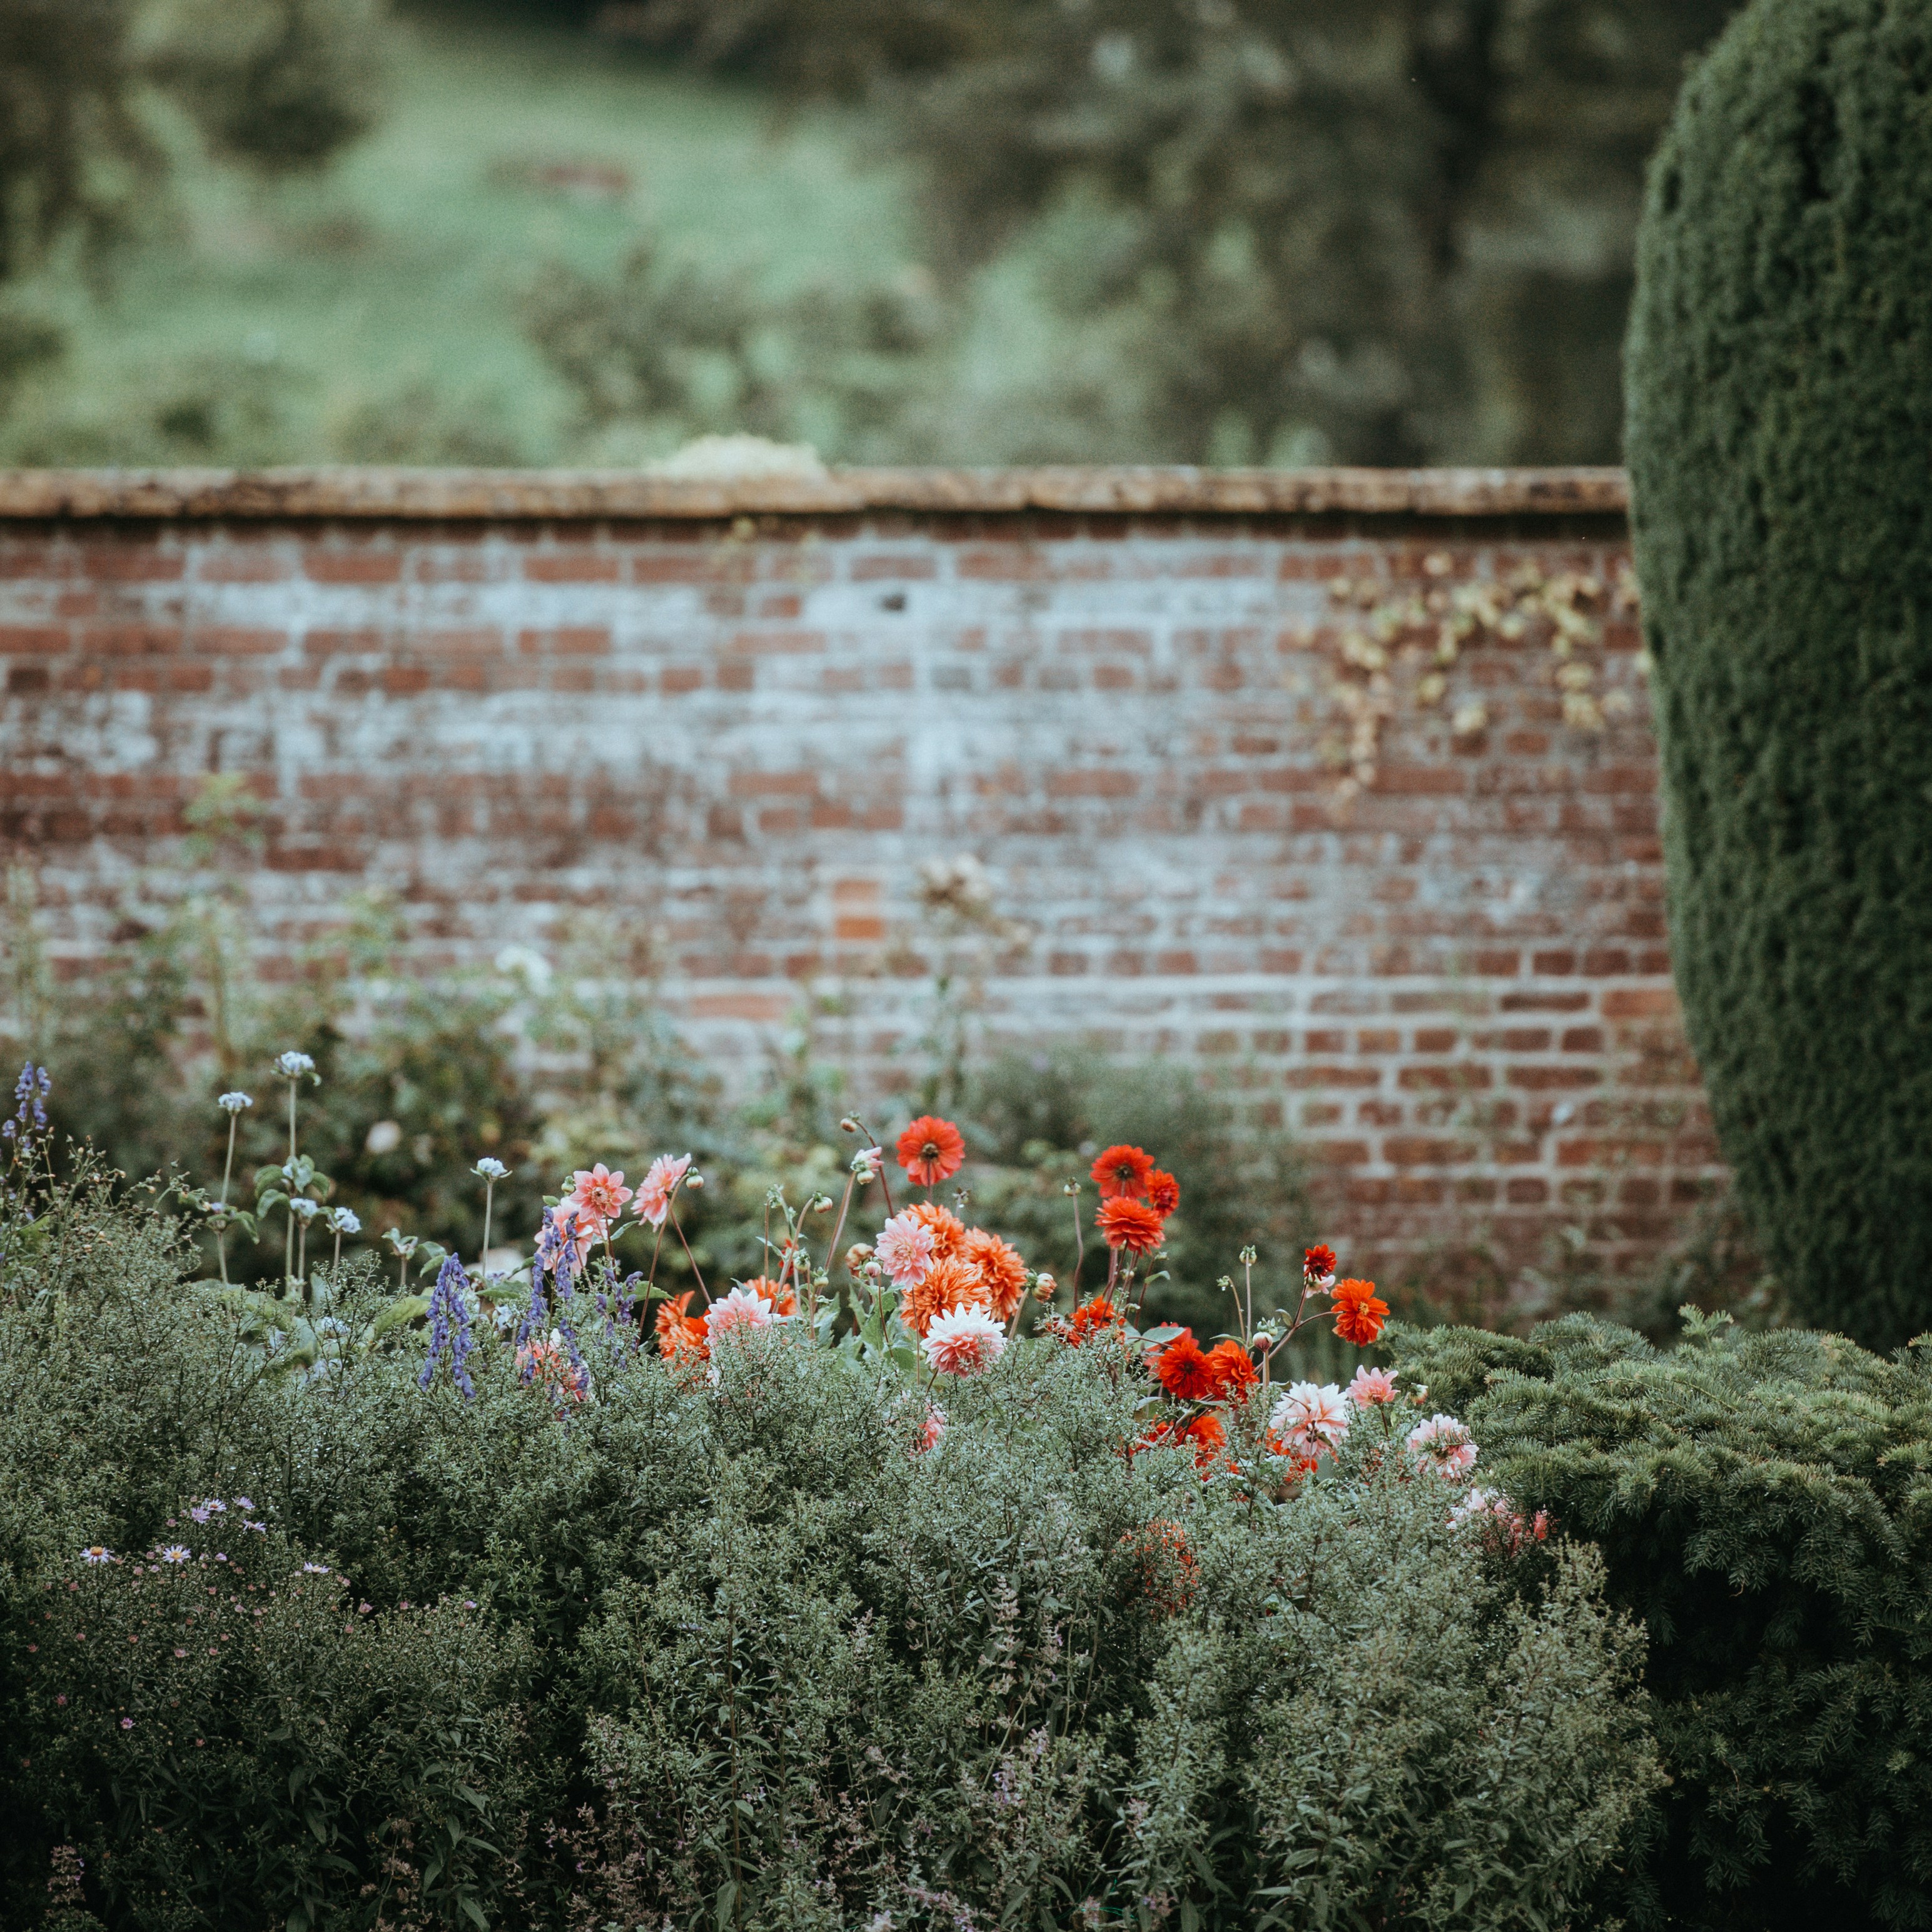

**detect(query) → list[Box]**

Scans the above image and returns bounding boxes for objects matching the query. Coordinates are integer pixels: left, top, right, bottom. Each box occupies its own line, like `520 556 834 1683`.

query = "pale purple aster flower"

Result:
81 1546 113 1565
159 1545 190 1564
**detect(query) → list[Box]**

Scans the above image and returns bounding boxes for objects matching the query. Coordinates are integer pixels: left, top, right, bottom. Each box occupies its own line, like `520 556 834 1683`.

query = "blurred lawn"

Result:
0 5 918 465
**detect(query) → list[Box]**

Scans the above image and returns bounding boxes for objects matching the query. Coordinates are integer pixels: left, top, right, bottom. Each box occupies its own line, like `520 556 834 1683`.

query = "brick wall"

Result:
0 467 1719 1284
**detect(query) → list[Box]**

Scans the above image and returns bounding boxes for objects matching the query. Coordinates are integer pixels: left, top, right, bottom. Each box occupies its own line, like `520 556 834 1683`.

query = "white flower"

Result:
289 1196 320 1223
328 1207 361 1234
705 1286 775 1342
81 1545 113 1564
217 1091 253 1113
274 1051 316 1079
923 1307 1006 1378
159 1544 191 1564
302 1561 330 1575
1270 1382 1350 1457
473 1156 510 1180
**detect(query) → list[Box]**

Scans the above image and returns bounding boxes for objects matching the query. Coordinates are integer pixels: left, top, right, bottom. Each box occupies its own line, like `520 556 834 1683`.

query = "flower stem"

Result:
668 1198 709 1302
216 1113 238 1286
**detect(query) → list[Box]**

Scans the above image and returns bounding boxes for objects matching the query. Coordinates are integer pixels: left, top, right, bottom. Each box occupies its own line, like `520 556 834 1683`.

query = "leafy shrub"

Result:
1626 0 1932 1348
0 1178 1657 1929
23 1540 529 1932
1393 1309 1932 1930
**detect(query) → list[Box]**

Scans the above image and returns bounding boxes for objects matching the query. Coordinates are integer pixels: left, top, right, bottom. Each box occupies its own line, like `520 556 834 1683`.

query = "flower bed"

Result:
0 1070 1659 1930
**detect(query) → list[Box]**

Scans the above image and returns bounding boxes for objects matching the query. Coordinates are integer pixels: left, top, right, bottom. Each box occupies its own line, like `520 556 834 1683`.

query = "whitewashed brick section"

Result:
0 495 1714 1277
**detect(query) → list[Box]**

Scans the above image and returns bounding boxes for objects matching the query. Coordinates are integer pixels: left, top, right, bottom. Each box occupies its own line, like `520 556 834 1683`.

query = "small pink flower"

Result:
704 1285 774 1342
121 1717 133 1730
922 1307 1005 1377
633 1153 693 1228
565 1164 632 1225
876 1211 937 1288
1408 1414 1479 1481
914 1405 948 1454
1347 1365 1398 1408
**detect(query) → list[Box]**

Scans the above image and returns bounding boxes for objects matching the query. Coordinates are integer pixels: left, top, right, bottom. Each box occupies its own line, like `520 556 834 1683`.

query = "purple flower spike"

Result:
418 1252 477 1400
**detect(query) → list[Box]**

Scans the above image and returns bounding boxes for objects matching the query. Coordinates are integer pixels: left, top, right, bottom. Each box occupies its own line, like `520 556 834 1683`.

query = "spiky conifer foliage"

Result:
1626 0 1932 1348
1393 1310 1932 1930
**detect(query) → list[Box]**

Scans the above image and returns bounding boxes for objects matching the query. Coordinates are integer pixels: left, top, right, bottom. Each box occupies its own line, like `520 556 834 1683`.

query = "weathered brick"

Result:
0 485 1718 1287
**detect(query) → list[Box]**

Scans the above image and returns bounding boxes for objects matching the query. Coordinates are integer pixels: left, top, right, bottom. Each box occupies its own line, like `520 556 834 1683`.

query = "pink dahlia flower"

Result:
876 1211 938 1288
1347 1365 1398 1408
704 1285 775 1342
1408 1413 1479 1480
565 1163 632 1224
922 1307 1005 1377
634 1153 693 1228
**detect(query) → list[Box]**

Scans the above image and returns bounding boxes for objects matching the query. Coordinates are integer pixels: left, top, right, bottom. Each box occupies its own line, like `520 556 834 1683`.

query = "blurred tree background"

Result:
0 0 1741 468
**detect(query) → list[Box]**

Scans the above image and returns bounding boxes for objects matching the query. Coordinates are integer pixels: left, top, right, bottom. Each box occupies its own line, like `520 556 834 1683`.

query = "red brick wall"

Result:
0 468 1718 1284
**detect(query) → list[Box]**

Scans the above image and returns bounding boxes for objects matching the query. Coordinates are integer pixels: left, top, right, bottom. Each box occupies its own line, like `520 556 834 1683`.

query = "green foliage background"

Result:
1395 1309 1932 1930
0 0 1748 467
1625 0 1932 1350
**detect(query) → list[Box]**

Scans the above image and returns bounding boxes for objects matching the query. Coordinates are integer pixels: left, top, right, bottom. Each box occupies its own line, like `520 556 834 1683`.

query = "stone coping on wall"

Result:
0 465 1629 523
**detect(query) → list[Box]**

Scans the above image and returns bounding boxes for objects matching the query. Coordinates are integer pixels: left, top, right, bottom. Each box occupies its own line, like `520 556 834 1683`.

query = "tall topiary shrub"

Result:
1625 0 1932 1347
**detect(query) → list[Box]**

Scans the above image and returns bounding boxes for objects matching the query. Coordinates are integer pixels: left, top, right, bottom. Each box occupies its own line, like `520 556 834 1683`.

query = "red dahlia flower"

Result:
1304 1243 1337 1282
1098 1196 1165 1255
1065 1295 1123 1345
1091 1144 1156 1200
1203 1338 1258 1398
1331 1278 1389 1347
1151 1328 1220 1401
897 1115 966 1186
1148 1168 1181 1216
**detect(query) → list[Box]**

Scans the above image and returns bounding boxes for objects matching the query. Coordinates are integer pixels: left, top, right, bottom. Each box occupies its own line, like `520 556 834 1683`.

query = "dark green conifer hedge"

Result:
1395 1312 1932 1930
1624 0 1932 1348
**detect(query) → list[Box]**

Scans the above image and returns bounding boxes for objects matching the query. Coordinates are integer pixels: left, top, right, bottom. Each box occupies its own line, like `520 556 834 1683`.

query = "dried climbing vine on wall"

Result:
1318 555 1641 802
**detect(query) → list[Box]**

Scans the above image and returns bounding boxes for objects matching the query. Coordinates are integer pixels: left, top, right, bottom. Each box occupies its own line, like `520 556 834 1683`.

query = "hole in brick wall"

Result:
879 592 908 612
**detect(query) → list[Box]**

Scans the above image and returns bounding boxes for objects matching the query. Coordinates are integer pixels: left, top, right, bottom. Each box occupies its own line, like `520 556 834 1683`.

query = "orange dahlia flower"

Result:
903 1255 989 1338
898 1115 966 1186
1147 1168 1180 1217
1204 1338 1258 1398
1331 1277 1389 1347
1098 1196 1165 1255
654 1290 709 1363
1150 1328 1219 1402
961 1227 1028 1323
906 1200 966 1260
1090 1144 1156 1200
